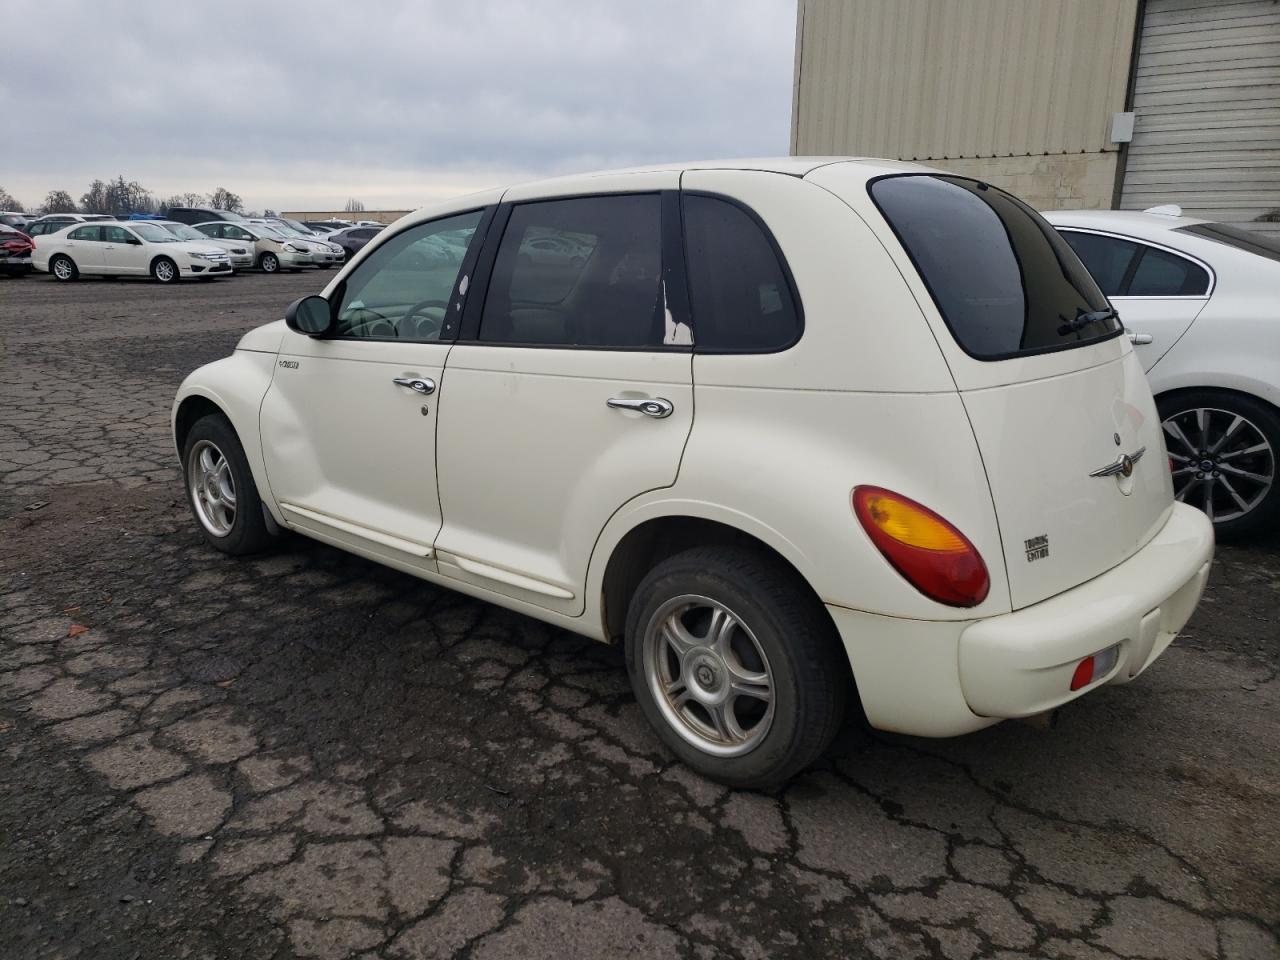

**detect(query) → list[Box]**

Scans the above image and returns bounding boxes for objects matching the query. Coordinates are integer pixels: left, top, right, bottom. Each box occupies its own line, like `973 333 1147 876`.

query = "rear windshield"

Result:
871 174 1117 360
1175 222 1280 264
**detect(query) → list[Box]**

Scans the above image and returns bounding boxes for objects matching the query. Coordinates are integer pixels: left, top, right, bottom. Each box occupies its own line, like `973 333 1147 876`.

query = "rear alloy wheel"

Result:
151 257 179 283
51 255 78 281
625 546 847 789
1159 390 1280 539
260 252 280 273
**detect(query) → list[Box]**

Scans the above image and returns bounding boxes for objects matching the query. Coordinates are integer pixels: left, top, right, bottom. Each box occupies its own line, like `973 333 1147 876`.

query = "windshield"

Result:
130 223 177 243
1175 222 1280 264
255 225 288 241
281 218 314 234
871 174 1117 360
159 223 207 241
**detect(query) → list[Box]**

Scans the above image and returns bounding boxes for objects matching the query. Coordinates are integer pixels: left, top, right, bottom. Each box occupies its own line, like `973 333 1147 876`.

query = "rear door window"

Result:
478 194 665 348
682 194 801 352
871 175 1117 359
1059 231 1142 297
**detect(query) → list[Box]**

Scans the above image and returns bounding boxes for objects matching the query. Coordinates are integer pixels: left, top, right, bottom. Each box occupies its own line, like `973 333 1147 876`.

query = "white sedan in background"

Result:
1047 207 1280 538
153 220 255 271
33 221 232 283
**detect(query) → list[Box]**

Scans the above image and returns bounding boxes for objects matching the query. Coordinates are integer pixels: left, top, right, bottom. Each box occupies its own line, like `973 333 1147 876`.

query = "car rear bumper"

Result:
957 501 1213 718
826 502 1213 737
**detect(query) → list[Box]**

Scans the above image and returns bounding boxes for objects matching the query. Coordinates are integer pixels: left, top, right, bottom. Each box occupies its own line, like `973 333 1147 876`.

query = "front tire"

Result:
1158 389 1280 539
259 252 280 273
625 546 847 789
151 257 179 284
50 255 78 281
182 414 277 555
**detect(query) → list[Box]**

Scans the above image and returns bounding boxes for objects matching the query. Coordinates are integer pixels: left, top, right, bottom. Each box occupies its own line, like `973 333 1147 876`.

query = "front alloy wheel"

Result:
187 439 236 538
1160 391 1280 538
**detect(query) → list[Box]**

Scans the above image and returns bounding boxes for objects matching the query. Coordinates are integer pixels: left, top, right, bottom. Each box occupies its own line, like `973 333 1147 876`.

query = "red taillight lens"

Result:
852 486 990 607
1070 656 1095 690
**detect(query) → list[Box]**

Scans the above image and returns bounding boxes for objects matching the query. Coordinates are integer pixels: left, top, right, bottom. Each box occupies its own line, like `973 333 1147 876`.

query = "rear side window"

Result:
68 226 101 241
479 194 664 348
1059 231 1141 296
871 175 1116 360
682 195 800 352
1127 247 1210 296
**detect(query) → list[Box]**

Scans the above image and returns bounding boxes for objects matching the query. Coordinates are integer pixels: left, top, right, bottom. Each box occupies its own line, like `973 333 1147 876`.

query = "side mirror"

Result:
128 236 142 245
284 295 334 337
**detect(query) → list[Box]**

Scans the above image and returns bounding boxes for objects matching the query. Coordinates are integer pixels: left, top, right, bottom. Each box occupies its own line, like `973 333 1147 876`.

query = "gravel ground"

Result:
1 270 1277 960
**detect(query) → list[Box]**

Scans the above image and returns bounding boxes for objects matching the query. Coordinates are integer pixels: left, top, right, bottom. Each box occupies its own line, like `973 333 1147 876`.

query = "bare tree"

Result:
80 180 110 214
344 198 366 212
0 186 24 211
43 190 77 214
210 187 244 212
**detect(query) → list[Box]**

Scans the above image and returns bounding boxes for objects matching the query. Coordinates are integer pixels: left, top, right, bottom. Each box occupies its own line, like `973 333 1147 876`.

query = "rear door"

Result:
1058 228 1211 370
65 225 106 270
855 173 1173 609
434 176 693 615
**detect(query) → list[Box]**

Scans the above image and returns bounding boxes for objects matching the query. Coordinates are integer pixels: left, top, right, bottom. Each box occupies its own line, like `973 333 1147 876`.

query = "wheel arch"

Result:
150 253 178 275
1156 383 1280 421
171 354 282 525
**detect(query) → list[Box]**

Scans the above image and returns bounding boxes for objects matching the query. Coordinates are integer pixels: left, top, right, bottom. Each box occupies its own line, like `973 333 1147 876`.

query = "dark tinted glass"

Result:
1059 231 1141 296
1176 222 1280 264
683 195 800 351
1128 247 1210 296
334 210 482 340
871 175 1114 359
480 194 663 347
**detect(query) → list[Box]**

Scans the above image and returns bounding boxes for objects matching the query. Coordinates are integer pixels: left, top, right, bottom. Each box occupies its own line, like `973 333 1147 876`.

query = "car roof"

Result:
1043 208 1211 236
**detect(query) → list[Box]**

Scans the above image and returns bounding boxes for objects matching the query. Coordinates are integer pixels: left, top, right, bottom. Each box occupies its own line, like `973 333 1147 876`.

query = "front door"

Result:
258 208 489 570
434 182 694 614
102 224 147 275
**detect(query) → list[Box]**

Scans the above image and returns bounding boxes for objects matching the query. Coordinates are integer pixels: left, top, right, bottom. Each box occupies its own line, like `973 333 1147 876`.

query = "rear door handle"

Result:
607 396 673 418
393 376 435 395
1127 332 1153 345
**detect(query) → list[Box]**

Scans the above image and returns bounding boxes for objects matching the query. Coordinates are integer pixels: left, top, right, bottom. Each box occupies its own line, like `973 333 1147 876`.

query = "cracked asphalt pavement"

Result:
1 271 1277 959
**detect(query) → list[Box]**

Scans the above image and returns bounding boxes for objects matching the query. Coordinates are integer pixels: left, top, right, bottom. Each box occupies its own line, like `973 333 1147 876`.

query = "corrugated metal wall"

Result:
791 0 1139 160
1119 0 1280 235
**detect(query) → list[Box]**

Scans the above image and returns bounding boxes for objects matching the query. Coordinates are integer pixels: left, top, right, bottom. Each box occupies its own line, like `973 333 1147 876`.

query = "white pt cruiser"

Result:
173 159 1214 788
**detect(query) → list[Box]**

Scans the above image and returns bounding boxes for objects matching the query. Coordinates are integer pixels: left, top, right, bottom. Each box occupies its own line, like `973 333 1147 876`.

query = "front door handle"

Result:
1127 332 1153 345
393 376 436 395
606 396 674 419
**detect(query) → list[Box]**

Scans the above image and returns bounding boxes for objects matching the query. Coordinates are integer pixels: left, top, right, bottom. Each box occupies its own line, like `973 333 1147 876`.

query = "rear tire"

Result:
182 414 277 556
50 255 78 281
1158 389 1280 540
624 546 847 790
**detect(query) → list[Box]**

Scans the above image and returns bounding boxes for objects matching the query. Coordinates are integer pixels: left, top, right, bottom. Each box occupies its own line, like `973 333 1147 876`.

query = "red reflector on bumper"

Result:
1070 656 1095 691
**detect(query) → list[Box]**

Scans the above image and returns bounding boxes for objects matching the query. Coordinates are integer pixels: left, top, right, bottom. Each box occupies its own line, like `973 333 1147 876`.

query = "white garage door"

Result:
1120 0 1280 237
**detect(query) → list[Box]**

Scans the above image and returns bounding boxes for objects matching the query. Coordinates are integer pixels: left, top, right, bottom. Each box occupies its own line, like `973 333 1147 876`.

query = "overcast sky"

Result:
3 0 797 213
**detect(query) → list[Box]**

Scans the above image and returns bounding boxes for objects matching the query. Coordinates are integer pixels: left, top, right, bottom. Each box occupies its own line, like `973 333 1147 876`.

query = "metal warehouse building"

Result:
791 0 1280 235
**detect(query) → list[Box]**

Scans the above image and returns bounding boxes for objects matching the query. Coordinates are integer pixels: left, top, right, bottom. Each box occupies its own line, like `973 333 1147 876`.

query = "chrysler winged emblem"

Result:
1090 446 1146 479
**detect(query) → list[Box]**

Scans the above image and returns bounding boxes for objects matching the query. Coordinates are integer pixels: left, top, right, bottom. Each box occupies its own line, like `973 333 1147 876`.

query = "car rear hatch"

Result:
860 173 1174 609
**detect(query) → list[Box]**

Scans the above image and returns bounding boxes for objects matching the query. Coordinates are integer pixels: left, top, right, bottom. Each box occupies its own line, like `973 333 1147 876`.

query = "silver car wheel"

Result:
1165 406 1275 523
187 440 237 538
643 594 775 757
154 259 176 282
53 258 73 280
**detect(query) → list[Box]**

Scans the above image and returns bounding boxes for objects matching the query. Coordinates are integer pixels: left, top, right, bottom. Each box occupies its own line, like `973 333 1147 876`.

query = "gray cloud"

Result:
3 0 796 211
